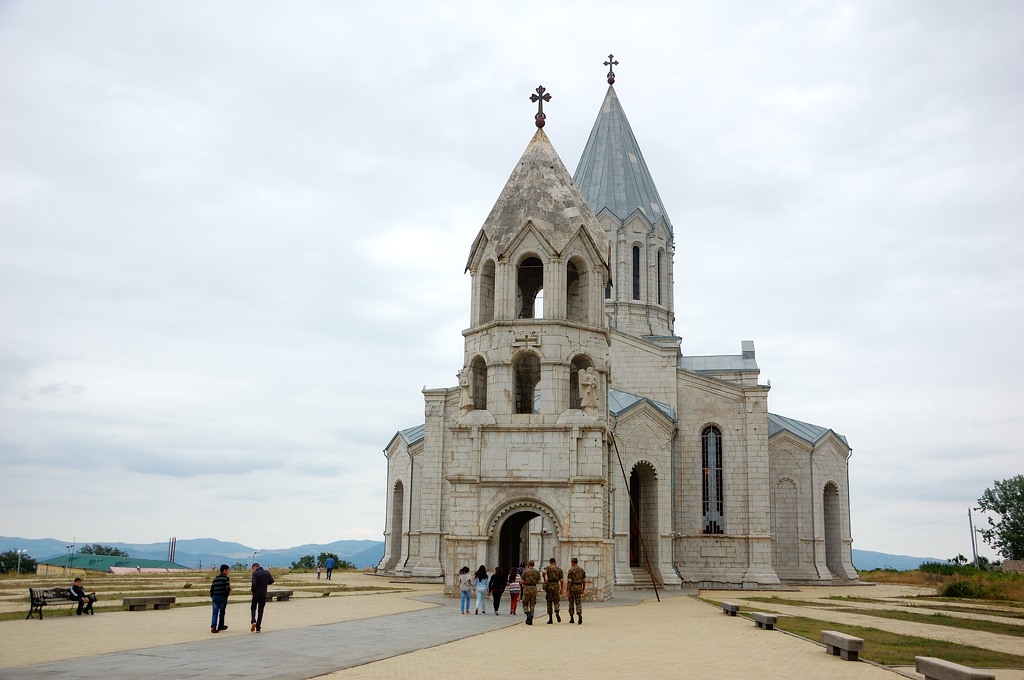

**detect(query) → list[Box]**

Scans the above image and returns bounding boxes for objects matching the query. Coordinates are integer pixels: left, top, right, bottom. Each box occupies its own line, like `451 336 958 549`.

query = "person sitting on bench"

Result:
69 578 96 615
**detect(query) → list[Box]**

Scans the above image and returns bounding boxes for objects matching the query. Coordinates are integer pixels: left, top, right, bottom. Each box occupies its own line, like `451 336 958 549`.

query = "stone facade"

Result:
377 80 858 596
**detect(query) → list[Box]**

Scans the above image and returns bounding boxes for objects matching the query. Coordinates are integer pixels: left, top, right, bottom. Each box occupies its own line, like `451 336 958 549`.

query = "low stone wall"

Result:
1001 560 1024 573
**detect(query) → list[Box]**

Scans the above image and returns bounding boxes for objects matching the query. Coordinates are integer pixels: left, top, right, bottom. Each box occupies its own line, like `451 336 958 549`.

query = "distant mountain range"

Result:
0 536 385 570
850 549 945 571
0 536 944 573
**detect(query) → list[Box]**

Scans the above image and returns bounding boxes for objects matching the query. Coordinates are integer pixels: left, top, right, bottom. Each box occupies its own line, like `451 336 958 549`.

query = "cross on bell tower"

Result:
530 85 551 128
604 54 619 84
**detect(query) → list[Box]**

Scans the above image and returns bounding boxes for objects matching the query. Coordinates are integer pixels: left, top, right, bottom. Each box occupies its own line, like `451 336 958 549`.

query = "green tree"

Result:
317 552 355 570
78 544 129 557
290 555 316 570
0 550 38 574
977 474 1024 560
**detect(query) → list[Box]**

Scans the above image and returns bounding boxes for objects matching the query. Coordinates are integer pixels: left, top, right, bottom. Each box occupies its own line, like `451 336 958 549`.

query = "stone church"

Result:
376 67 858 599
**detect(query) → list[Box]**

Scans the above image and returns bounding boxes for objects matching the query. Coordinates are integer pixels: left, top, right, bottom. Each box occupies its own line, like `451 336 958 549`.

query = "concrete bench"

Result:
123 596 175 611
821 630 864 661
915 657 995 680
720 602 740 616
751 612 777 630
266 590 294 601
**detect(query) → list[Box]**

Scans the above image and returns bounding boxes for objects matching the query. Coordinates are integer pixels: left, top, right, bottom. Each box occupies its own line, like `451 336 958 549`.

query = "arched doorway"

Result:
823 481 842 578
497 510 536 571
628 462 658 569
387 481 404 572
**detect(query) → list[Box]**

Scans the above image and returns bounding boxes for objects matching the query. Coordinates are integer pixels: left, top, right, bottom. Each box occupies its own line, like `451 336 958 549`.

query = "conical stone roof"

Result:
573 85 672 231
468 128 610 269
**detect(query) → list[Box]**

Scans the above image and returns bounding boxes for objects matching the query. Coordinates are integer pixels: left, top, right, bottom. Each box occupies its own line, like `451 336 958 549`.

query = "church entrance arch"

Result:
489 501 561 571
628 462 658 569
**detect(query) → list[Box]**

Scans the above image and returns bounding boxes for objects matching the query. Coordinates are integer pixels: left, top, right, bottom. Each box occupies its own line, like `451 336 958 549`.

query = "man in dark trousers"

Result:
542 557 564 624
209 564 231 633
250 562 274 632
69 577 96 615
325 556 335 580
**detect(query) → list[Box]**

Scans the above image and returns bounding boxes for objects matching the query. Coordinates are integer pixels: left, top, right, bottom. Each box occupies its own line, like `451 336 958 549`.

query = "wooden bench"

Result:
751 612 777 630
720 602 740 616
123 596 175 611
26 588 78 619
915 657 995 680
821 630 864 661
266 590 294 601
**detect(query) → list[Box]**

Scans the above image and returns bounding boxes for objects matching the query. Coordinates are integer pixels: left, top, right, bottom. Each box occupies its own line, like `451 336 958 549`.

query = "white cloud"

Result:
1 0 1021 560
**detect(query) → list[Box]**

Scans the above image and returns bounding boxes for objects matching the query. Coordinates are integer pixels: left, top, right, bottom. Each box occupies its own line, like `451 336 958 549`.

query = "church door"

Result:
498 511 538 571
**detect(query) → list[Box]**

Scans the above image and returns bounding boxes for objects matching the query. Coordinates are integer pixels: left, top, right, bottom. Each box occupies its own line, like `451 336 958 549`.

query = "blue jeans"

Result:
460 590 471 613
211 595 227 629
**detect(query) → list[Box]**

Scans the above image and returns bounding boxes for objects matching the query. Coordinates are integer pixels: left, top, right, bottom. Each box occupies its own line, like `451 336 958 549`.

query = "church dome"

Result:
468 128 610 269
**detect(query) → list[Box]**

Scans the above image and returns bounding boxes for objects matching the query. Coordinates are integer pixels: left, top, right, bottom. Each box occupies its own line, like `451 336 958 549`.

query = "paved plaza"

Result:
1 582 1022 680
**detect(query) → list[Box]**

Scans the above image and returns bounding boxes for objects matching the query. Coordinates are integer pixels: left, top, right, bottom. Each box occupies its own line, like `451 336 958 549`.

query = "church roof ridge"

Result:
767 412 849 447
573 85 672 232
469 127 610 269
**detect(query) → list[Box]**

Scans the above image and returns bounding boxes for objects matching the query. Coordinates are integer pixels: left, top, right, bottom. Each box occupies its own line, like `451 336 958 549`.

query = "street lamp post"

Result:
251 551 260 569
64 544 74 576
15 549 26 575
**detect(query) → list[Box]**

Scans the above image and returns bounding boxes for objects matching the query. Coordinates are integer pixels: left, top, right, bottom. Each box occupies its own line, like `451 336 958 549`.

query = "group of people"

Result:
458 557 587 625
208 562 275 634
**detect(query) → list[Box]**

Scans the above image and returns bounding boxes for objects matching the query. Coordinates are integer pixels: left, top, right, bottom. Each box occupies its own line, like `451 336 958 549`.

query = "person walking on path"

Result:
473 565 489 615
457 566 473 614
325 556 335 580
489 566 505 614
542 557 563 624
506 567 522 615
520 560 541 625
209 564 231 633
316 565 322 580
566 557 586 625
250 563 275 633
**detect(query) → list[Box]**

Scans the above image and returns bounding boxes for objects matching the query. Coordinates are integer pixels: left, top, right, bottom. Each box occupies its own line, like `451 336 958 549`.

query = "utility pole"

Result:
968 507 979 569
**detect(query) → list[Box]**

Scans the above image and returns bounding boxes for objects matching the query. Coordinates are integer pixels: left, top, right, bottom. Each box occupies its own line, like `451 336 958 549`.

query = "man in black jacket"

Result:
69 577 96 615
209 564 231 633
250 563 274 633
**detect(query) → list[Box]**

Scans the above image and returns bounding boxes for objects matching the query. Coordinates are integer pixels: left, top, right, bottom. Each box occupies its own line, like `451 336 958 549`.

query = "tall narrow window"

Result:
702 426 724 534
568 355 593 410
513 353 541 414
656 250 663 305
479 259 495 324
631 246 641 300
517 256 544 319
566 257 588 323
470 356 488 410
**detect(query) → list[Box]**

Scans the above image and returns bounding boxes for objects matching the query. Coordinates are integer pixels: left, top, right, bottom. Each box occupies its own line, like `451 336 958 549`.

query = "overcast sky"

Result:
2 1 1021 563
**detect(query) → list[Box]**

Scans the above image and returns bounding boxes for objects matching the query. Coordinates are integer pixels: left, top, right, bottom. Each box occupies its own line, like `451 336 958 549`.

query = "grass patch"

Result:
740 596 845 608
838 607 1024 638
776 616 1024 667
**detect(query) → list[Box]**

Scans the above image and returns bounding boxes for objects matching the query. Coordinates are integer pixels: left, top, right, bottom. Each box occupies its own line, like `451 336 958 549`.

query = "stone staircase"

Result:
630 566 660 590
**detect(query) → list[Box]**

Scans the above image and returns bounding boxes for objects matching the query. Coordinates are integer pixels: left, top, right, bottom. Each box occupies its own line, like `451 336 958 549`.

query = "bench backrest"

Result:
29 587 72 601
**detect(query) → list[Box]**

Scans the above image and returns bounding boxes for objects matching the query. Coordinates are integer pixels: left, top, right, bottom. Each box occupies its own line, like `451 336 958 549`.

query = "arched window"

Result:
631 245 641 300
517 256 544 319
702 426 724 534
479 259 495 324
566 257 588 323
568 355 593 410
470 356 488 410
656 249 663 306
513 352 541 414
